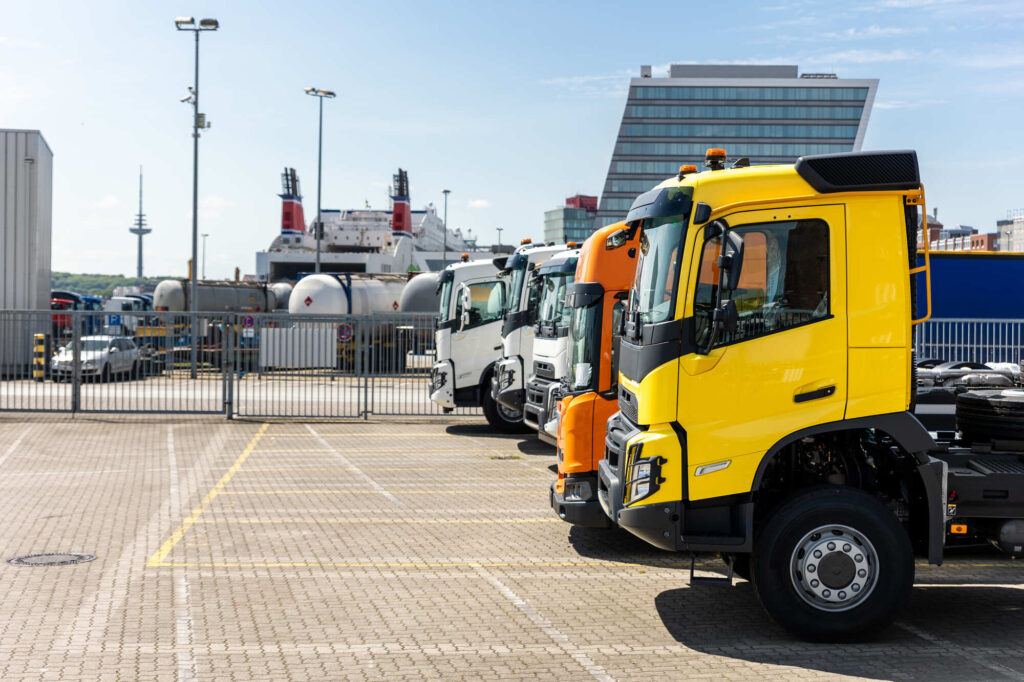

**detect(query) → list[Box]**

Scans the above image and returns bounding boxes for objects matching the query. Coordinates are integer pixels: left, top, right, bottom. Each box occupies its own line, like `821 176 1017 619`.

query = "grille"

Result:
534 361 556 379
618 385 639 423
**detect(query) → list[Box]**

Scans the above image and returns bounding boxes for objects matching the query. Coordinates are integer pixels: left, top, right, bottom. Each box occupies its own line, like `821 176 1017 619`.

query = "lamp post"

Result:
304 87 336 273
441 189 451 268
496 227 503 246
201 233 209 279
175 15 218 380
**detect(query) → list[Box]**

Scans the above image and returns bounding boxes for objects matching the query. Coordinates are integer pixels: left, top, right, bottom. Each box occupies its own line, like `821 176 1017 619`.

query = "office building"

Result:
595 64 878 227
544 195 598 243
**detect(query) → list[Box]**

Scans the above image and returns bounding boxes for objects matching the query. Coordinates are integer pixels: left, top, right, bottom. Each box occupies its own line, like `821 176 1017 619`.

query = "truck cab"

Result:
430 257 513 429
549 222 638 526
491 241 567 429
594 149 1024 641
522 247 580 442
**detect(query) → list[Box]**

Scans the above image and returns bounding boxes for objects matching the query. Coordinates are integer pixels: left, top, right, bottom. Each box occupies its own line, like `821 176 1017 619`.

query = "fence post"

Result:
224 314 234 419
71 311 81 413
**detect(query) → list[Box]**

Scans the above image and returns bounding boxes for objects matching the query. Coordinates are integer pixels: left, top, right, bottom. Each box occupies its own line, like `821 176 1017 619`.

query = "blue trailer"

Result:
917 251 1024 320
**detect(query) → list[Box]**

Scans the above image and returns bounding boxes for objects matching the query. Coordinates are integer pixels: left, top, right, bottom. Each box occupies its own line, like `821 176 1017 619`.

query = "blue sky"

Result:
3 0 1023 278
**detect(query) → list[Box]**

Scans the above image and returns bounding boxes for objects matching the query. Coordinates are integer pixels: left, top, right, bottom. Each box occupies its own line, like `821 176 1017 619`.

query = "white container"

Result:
289 274 405 315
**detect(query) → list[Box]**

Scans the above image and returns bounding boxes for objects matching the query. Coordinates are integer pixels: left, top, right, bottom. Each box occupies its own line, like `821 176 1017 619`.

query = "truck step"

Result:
689 553 733 586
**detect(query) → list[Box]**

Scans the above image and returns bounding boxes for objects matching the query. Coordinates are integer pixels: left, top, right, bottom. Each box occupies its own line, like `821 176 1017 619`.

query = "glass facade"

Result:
595 66 876 227
545 206 597 243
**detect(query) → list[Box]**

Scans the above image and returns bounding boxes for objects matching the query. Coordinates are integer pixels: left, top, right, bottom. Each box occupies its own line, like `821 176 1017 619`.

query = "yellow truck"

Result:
598 149 1024 641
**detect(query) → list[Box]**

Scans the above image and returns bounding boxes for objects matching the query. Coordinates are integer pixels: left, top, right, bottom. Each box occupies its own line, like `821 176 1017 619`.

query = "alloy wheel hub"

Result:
790 524 878 612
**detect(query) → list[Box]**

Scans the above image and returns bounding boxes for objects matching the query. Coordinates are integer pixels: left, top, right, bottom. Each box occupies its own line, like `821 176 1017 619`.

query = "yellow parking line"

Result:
146 423 269 567
218 490 540 495
192 518 559 524
251 448 509 454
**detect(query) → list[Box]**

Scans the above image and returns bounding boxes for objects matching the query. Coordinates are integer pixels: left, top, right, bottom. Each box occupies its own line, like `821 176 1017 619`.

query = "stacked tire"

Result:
956 389 1024 445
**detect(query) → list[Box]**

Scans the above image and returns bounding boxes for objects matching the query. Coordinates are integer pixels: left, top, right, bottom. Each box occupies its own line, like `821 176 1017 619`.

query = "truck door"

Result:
452 278 505 391
678 205 848 501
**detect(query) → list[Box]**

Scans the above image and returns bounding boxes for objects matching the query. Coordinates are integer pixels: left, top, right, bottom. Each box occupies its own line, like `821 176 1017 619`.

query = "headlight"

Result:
624 443 664 505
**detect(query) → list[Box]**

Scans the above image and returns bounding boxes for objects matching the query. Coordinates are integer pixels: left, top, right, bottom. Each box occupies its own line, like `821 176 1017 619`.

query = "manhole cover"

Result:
7 553 96 566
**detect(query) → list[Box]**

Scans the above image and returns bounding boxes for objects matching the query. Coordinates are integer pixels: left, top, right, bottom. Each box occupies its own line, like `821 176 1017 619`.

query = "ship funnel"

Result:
390 168 413 235
279 167 306 236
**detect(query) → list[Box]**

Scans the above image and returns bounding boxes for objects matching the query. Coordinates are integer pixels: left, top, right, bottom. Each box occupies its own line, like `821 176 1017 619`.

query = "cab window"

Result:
455 281 505 330
694 219 829 348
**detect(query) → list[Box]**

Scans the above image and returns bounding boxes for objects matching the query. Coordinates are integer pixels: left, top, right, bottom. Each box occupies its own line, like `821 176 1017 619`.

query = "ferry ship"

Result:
256 168 485 280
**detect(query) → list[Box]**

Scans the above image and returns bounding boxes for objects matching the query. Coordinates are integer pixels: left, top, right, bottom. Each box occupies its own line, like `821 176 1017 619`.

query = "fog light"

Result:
564 480 592 501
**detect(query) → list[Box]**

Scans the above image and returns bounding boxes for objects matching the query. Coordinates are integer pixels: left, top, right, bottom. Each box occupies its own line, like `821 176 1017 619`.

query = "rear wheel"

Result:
482 380 530 433
751 486 914 642
956 389 1024 444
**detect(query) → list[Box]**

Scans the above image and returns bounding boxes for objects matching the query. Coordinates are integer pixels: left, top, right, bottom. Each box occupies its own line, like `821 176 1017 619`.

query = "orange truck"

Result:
550 221 640 526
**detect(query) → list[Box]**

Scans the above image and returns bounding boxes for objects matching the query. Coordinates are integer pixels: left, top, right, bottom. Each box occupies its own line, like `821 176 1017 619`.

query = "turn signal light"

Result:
460 253 470 262
555 478 565 494
950 523 968 535
566 241 579 248
706 148 727 159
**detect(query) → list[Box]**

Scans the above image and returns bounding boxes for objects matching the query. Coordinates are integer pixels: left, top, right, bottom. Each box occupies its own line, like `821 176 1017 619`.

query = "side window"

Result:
457 281 505 330
694 219 830 348
609 300 625 389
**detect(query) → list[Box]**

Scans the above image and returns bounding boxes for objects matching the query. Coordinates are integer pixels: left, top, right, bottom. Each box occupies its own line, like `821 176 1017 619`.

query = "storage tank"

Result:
270 282 293 310
289 274 406 315
399 272 441 313
153 279 277 312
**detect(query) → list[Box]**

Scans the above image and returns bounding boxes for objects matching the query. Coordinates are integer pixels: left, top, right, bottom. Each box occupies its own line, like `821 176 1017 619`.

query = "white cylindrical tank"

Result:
399 272 441 313
270 282 293 310
289 274 406 315
154 279 276 312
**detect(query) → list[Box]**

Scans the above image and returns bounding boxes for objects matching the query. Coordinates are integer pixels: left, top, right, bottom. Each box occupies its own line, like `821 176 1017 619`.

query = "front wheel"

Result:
751 486 914 642
481 382 531 433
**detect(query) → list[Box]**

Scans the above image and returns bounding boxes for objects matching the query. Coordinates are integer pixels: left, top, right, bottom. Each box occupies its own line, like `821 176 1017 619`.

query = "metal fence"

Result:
915 318 1024 365
0 310 477 418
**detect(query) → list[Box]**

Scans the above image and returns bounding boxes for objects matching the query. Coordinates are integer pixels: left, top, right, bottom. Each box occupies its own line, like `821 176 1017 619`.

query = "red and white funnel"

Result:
279 167 306 236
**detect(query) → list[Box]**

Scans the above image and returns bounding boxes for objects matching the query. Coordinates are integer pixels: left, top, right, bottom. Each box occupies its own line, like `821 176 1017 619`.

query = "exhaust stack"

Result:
279 168 306 236
390 168 412 235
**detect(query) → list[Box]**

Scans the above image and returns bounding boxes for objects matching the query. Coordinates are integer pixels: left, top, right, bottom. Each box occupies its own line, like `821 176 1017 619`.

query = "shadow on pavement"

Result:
654 582 1024 680
567 525 692 569
444 424 524 439
516 439 553 456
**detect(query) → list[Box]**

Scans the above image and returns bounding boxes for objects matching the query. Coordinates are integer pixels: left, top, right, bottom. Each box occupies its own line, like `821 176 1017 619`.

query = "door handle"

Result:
794 385 835 403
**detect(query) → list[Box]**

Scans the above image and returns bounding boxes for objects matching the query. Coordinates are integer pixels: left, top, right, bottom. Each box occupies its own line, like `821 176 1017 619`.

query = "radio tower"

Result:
129 166 151 278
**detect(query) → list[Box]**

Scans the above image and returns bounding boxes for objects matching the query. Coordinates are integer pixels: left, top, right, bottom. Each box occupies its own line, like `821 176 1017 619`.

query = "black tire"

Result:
481 379 531 433
101 364 111 383
956 389 1024 444
751 486 914 642
719 553 751 581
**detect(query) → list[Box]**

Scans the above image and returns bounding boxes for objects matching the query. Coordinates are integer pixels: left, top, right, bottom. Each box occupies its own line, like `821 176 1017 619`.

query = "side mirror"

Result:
718 230 745 292
458 286 472 329
109 347 117 353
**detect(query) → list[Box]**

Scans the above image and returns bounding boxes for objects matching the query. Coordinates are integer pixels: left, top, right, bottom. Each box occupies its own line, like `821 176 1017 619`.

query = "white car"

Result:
51 335 140 382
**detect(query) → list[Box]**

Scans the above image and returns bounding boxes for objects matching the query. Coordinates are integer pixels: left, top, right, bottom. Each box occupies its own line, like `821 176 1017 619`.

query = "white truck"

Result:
491 242 568 431
429 257 517 430
522 247 580 443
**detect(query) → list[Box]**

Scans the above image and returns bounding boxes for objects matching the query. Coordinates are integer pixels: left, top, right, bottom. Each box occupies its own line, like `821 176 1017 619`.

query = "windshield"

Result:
538 272 573 328
631 217 687 324
81 339 111 351
566 303 601 391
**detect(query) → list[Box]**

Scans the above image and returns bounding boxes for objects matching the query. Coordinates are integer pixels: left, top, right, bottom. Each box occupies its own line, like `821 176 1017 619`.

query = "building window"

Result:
694 219 830 348
621 123 858 139
633 86 869 101
626 104 865 120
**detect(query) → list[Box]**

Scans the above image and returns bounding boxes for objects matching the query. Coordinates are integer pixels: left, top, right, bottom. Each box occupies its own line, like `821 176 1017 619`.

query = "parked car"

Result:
51 335 140 382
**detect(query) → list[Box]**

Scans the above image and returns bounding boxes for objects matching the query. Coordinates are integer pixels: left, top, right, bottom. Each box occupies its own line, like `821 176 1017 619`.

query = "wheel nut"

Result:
807 564 815 573
827 542 836 551
810 579 819 588
852 583 860 592
813 550 822 559
838 591 846 600
843 543 851 552
855 554 863 562
858 569 866 578
822 589 831 598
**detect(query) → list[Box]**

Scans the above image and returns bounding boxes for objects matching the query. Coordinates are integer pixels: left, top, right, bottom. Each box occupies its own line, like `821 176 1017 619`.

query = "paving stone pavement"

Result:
0 415 1021 681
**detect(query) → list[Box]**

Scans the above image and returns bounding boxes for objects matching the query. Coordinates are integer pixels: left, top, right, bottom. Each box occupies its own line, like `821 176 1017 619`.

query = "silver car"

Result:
51 335 140 382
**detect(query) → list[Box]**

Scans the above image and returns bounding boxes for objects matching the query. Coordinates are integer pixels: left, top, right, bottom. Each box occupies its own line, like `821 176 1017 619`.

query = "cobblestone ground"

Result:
0 416 1021 681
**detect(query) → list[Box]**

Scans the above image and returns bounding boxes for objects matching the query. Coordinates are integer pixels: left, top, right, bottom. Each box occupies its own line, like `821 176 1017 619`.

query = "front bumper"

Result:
493 358 525 411
524 376 554 435
550 473 611 528
429 361 455 409
597 411 640 525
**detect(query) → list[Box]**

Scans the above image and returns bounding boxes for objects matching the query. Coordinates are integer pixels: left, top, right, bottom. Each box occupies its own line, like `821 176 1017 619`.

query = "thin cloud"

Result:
93 195 120 209
824 25 924 39
804 48 918 64
874 98 947 109
467 199 491 209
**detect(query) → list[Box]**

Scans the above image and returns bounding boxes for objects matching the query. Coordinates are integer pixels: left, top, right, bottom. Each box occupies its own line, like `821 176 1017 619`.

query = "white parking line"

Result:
0 427 29 468
167 426 197 682
304 424 403 505
474 565 615 682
